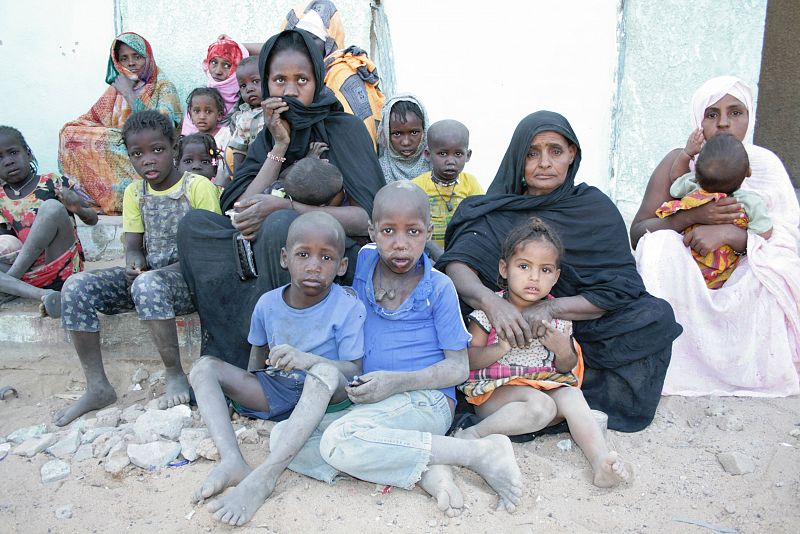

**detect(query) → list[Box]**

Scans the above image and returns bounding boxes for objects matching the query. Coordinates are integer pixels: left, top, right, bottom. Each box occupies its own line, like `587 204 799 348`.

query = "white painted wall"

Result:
0 0 115 173
383 0 621 192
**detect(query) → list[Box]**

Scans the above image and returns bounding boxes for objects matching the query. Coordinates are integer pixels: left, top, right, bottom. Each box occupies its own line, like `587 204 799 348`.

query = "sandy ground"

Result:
0 353 798 534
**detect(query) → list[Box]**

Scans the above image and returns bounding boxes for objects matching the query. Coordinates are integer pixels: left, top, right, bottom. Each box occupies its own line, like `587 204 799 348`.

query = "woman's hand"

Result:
520 300 555 338
683 224 746 256
686 197 743 226
232 194 290 240
482 296 532 349
261 97 291 147
684 127 705 158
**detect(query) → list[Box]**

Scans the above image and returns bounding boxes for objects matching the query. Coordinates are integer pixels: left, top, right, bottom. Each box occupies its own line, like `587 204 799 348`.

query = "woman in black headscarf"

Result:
438 111 681 432
178 29 384 370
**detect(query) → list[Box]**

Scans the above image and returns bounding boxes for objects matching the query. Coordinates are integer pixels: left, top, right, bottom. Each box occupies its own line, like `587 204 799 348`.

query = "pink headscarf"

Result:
182 38 249 135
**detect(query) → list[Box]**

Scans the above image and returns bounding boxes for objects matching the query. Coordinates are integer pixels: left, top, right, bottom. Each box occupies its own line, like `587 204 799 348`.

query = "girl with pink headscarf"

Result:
630 76 800 397
181 38 249 135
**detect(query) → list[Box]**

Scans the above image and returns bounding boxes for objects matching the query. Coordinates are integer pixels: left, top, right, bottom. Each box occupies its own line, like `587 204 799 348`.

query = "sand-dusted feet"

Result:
467 434 524 512
158 370 191 409
592 450 632 488
207 462 283 526
419 464 464 517
53 386 117 427
193 459 252 503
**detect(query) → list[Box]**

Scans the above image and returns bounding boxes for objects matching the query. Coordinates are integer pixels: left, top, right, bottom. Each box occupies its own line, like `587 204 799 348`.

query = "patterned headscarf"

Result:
203 38 245 74
105 32 156 87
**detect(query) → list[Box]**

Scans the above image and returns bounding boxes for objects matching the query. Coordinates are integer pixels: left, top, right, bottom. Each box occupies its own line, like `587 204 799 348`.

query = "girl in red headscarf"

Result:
181 38 249 135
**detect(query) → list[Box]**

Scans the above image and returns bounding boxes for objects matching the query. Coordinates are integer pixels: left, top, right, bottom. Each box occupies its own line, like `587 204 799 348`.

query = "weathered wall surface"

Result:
0 1 116 172
611 0 768 223
754 0 799 188
384 0 622 193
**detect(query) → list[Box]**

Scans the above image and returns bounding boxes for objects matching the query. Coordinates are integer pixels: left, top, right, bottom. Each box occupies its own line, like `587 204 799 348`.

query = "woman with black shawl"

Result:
177 29 384 370
438 111 681 432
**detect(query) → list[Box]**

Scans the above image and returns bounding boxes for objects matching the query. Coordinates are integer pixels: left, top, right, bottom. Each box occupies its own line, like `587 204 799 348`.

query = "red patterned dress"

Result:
0 173 85 290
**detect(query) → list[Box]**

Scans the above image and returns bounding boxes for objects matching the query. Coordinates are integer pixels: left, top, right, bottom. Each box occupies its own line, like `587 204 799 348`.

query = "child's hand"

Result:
56 188 83 215
684 127 705 158
124 257 147 284
345 371 397 404
307 142 329 160
262 97 291 147
538 321 572 357
496 336 512 353
269 344 316 372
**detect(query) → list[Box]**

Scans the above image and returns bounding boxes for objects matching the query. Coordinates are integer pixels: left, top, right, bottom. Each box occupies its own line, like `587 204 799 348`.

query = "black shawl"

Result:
221 29 384 213
439 111 681 432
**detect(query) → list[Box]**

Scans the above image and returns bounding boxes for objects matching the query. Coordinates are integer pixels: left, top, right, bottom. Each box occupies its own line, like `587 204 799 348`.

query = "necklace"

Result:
432 179 458 212
4 170 37 197
374 260 420 302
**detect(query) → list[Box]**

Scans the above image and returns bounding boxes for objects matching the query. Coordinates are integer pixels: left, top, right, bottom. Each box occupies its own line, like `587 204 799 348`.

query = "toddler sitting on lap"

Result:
457 217 631 488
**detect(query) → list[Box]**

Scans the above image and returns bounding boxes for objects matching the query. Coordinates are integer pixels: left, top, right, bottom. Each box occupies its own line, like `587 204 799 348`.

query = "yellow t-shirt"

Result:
122 173 222 233
411 171 484 247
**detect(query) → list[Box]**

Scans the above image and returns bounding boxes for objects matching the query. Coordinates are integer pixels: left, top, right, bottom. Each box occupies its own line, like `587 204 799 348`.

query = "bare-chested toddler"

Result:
189 211 365 525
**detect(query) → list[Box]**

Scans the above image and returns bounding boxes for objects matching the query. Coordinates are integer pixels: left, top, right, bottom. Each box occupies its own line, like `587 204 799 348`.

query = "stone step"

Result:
76 215 124 262
0 259 201 362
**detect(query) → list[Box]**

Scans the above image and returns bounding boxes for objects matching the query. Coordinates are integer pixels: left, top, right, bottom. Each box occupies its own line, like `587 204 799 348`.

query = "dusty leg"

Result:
548 387 631 487
189 357 267 502
6 199 74 279
143 319 191 409
454 385 557 439
207 362 342 526
430 434 524 513
53 331 117 426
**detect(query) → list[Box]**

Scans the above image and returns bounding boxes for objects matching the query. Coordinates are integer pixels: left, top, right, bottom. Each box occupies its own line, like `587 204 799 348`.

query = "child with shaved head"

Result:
189 211 366 525
412 120 484 260
261 182 524 519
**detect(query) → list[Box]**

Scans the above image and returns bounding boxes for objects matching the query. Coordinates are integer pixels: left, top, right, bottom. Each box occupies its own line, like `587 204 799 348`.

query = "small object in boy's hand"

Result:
348 375 365 387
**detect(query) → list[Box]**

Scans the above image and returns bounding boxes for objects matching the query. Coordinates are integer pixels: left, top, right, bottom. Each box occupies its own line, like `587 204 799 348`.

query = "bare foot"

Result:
40 290 61 318
453 426 481 440
207 462 283 526
419 464 463 517
158 370 191 409
592 451 632 488
193 459 252 503
53 386 117 427
465 434 524 513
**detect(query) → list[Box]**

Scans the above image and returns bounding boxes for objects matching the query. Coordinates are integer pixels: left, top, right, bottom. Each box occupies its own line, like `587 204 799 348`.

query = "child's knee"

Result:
130 271 166 304
62 271 91 296
36 199 69 221
307 362 340 393
318 416 371 469
188 356 223 387
527 394 558 424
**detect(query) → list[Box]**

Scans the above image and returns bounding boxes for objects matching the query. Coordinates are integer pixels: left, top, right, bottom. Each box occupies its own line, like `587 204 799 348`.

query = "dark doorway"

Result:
754 0 800 189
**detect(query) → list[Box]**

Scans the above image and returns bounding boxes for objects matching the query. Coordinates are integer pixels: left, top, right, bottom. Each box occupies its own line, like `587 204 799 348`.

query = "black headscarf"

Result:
221 29 384 213
440 110 646 312
439 111 681 432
